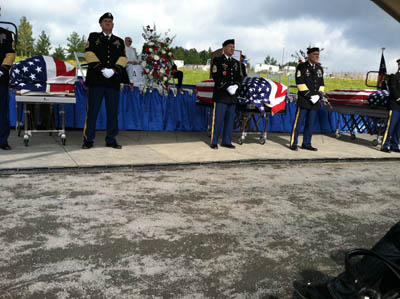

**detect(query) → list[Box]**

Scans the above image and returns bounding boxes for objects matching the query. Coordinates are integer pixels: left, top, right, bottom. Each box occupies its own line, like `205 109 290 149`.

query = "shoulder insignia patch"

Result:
212 65 217 73
296 70 301 77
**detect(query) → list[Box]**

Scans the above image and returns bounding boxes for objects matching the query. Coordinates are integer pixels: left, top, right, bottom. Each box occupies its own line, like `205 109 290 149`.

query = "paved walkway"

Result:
1 129 399 172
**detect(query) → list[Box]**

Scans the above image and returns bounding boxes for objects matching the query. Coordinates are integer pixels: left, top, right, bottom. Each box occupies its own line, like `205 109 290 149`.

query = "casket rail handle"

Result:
365 71 379 88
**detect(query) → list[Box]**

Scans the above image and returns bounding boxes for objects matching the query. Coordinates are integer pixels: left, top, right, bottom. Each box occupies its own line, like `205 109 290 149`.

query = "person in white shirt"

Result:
124 37 143 84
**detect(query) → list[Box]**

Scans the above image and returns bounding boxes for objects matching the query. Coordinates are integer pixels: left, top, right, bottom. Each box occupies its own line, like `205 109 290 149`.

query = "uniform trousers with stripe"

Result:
382 110 400 150
83 86 120 145
211 102 236 145
0 86 10 146
290 107 317 147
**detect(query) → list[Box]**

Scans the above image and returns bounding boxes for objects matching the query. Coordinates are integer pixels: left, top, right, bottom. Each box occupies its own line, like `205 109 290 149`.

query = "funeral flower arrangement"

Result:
141 25 176 87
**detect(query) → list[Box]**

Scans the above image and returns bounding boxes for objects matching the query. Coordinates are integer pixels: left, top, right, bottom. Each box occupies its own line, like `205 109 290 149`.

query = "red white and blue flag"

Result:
196 77 287 114
10 55 76 93
238 77 287 114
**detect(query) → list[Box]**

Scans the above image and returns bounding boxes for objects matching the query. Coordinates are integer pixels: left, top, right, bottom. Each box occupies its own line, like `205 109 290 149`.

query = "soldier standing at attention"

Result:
381 59 400 153
82 12 127 149
210 39 241 150
290 47 324 151
0 26 15 150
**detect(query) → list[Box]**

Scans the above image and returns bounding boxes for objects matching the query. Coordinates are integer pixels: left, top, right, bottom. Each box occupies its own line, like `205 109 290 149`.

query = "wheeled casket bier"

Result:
196 48 287 145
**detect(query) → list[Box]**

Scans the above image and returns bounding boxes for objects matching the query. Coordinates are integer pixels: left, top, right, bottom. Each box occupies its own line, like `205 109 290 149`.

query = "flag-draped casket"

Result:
326 88 390 108
10 55 76 95
196 77 287 114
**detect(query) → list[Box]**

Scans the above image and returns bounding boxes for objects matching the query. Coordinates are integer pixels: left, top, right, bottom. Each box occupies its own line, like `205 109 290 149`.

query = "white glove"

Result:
310 95 320 104
227 84 238 95
0 71 3 77
102 68 115 78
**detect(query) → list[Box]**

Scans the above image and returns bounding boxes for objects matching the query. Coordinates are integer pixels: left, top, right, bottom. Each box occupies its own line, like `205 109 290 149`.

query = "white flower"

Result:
168 52 172 56
160 68 165 74
154 55 160 60
149 48 153 52
148 42 154 46
163 76 168 81
141 61 146 68
162 50 166 54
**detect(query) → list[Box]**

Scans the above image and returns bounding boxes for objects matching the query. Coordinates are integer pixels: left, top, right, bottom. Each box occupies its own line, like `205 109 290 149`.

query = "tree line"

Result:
15 16 215 64
16 16 86 60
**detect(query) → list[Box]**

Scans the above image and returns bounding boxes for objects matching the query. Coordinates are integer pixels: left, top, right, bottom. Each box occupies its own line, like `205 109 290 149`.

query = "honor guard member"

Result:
82 12 127 149
210 39 241 149
290 47 325 151
381 59 400 153
0 27 15 150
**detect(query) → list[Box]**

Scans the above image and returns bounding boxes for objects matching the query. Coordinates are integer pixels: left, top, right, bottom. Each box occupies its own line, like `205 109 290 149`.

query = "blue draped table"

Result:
7 83 350 133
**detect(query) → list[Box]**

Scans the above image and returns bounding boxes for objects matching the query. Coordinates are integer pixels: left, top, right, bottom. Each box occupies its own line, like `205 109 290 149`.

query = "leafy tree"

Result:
34 30 52 56
66 32 86 59
16 16 34 57
52 45 66 60
264 55 278 65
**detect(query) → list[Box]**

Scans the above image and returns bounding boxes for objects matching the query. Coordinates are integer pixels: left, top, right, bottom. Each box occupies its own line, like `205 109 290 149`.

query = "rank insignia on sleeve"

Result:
296 70 301 77
212 65 217 73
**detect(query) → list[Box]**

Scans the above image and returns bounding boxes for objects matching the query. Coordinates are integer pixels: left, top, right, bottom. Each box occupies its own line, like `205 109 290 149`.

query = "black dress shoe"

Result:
381 147 391 153
390 148 400 153
294 281 332 299
0 144 11 150
301 145 318 151
210 144 218 149
289 145 298 151
82 142 93 149
221 144 235 149
106 143 122 149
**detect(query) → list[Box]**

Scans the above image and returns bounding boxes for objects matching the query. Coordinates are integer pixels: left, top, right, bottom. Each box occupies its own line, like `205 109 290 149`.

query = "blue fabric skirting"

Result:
7 82 359 133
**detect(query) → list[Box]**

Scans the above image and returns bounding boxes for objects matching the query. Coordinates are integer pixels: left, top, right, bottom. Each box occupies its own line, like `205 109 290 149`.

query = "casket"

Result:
326 89 376 106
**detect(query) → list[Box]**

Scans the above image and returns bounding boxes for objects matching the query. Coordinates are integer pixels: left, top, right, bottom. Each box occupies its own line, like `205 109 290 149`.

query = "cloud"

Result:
2 0 399 72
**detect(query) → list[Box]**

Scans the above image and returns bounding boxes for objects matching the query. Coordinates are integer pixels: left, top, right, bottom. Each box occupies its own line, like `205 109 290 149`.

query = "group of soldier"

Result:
1 12 400 154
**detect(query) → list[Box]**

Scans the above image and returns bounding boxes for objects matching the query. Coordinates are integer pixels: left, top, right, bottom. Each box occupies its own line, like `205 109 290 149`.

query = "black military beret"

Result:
99 12 113 23
397 59 400 63
223 39 234 47
307 47 319 54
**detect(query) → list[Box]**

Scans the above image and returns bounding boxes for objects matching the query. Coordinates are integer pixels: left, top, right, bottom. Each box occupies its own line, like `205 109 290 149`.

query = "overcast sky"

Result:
3 0 400 73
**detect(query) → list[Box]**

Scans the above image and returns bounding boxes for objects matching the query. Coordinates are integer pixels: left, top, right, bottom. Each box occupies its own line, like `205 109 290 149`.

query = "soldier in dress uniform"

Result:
0 26 15 150
289 47 325 151
210 39 241 149
82 12 127 149
381 59 400 153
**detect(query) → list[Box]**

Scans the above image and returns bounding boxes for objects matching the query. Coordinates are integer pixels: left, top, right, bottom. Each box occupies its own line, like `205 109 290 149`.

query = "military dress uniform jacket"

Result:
85 32 127 89
211 55 242 104
296 61 325 110
0 28 16 86
388 72 400 111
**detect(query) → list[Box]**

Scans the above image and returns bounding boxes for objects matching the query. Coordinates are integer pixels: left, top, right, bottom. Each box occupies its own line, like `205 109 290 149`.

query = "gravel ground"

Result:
0 161 399 299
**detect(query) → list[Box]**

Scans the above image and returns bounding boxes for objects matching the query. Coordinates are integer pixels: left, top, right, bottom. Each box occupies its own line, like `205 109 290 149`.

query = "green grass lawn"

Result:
180 69 377 92
16 56 377 91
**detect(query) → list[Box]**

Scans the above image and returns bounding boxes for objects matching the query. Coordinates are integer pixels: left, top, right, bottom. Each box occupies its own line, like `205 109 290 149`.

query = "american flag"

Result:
196 78 287 114
196 79 214 104
10 55 76 94
238 77 287 114
368 89 390 107
326 89 376 106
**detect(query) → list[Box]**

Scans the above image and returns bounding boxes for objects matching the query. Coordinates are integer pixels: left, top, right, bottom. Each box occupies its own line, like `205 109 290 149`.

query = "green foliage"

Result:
66 32 86 59
52 45 66 60
171 47 212 64
34 30 52 56
264 55 278 65
16 16 35 57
